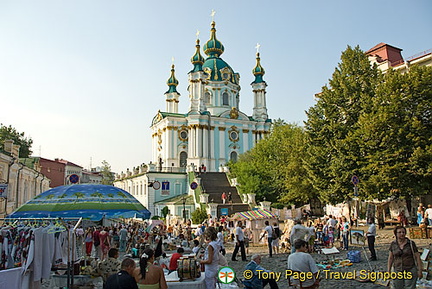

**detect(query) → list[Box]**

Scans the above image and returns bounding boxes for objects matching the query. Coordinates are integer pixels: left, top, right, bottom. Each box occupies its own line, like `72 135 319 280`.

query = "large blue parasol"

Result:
8 184 151 220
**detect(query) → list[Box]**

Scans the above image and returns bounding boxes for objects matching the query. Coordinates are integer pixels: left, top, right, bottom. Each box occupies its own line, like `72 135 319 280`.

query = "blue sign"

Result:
351 175 359 186
220 208 229 216
69 174 80 184
190 182 198 190
162 181 170 191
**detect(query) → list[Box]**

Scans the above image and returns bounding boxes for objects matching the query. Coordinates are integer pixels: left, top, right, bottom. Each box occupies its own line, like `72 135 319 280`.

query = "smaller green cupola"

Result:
166 64 179 94
190 39 205 72
252 52 265 83
203 21 225 57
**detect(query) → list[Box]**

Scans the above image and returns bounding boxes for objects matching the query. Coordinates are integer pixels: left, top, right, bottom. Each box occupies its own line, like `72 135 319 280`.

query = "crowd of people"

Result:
73 209 425 289
76 216 254 289
248 216 422 289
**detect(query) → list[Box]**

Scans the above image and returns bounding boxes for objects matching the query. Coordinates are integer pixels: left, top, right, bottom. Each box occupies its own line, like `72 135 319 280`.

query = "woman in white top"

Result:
217 226 225 255
200 227 220 289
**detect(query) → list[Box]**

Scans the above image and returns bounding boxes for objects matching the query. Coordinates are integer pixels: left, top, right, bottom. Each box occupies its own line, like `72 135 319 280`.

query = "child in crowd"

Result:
327 226 334 247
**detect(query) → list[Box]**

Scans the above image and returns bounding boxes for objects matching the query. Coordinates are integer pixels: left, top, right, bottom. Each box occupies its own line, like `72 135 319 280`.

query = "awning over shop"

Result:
232 209 277 220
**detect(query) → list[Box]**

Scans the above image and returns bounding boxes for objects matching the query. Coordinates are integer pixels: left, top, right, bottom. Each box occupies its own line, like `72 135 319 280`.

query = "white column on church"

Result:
190 125 194 157
195 125 200 158
209 128 214 158
188 125 193 160
191 125 197 158
169 127 177 161
162 129 167 165
219 128 225 160
203 125 208 158
152 131 157 162
242 129 249 152
197 125 202 158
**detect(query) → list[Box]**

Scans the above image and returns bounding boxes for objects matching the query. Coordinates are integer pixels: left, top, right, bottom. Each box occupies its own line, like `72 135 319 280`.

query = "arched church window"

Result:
222 92 229 106
204 92 211 105
230 151 238 162
179 152 187 167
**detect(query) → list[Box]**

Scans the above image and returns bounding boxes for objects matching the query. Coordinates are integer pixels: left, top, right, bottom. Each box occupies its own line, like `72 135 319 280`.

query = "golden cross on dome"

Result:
171 57 175 65
196 30 200 39
255 43 261 54
210 9 216 22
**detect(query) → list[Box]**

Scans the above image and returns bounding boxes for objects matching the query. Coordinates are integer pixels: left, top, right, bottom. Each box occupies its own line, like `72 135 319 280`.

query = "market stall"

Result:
3 184 151 289
232 209 278 244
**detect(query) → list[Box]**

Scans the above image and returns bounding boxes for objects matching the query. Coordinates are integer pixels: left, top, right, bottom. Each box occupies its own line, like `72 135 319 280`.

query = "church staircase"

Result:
198 172 250 217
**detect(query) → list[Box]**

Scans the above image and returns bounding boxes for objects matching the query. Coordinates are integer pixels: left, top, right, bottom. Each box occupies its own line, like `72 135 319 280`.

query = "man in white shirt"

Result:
425 205 432 225
327 215 337 228
290 220 309 253
287 239 320 288
231 221 247 261
366 217 377 261
260 221 274 257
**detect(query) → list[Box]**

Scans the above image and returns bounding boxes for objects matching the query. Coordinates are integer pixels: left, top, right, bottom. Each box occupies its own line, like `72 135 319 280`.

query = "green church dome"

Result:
166 64 179 94
202 57 238 84
203 21 224 57
190 39 205 72
252 52 265 84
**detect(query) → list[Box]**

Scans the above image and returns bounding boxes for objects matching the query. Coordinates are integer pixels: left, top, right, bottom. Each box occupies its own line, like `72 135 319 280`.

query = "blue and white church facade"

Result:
114 20 271 218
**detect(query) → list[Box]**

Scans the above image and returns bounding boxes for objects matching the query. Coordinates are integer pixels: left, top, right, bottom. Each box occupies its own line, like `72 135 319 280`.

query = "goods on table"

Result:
177 257 201 281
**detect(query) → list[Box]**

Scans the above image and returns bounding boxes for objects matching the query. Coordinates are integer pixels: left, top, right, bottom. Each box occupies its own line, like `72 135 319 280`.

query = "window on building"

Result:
179 152 187 167
222 92 229 105
204 92 211 104
230 151 238 162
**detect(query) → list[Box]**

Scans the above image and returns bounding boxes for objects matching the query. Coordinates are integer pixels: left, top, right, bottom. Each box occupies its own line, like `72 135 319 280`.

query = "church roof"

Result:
366 42 404 66
165 64 179 94
252 52 265 84
190 39 205 72
203 21 224 57
154 194 194 205
198 21 239 85
202 57 239 84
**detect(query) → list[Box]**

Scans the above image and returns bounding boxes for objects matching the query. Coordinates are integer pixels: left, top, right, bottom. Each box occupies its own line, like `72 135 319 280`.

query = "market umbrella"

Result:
232 209 277 221
8 184 151 220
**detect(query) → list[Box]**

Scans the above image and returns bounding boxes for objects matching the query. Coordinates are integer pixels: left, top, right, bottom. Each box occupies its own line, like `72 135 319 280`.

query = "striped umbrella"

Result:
8 184 151 220
233 209 277 220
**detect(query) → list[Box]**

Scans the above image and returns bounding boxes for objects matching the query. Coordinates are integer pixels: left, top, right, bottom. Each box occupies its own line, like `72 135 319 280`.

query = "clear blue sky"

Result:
1 0 431 174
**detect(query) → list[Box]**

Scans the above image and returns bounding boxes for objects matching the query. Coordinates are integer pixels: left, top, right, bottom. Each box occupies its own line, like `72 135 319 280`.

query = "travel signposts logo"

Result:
218 266 235 284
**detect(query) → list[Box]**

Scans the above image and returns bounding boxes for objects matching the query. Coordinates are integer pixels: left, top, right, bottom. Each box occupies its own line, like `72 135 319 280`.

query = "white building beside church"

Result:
114 20 271 217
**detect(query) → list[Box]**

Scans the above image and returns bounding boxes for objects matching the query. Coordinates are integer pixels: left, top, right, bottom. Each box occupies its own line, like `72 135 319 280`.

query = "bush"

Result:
191 208 208 224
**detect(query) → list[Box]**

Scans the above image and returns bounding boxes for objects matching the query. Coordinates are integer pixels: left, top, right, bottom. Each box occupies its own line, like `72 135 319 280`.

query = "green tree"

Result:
358 65 432 199
304 45 381 203
191 208 208 224
101 160 115 185
161 206 169 218
229 123 313 205
0 124 33 157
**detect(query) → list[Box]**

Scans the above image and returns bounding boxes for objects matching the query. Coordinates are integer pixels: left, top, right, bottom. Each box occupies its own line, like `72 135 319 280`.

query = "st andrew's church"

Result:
114 20 271 219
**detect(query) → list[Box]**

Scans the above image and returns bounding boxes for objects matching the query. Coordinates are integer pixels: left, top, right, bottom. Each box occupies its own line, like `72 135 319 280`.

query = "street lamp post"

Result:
182 196 186 222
